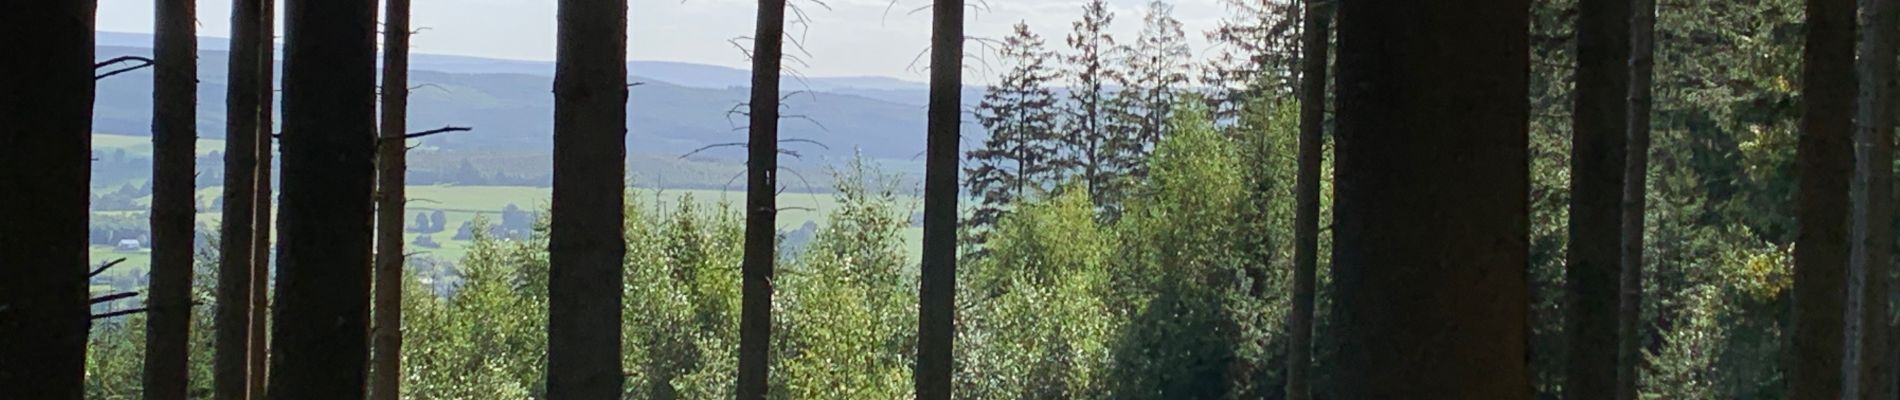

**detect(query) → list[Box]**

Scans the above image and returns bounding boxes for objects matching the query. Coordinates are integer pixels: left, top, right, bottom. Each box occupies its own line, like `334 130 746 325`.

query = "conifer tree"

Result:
967 22 1061 243
1058 0 1123 212
1111 0 1191 180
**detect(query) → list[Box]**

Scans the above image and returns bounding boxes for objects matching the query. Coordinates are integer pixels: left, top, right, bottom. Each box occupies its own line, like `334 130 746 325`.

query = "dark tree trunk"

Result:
1846 0 1896 396
370 0 411 397
916 0 963 396
545 0 628 396
146 0 200 397
1330 0 1531 398
1286 0 1331 399
267 0 379 397
217 0 267 397
0 0 95 398
1791 0 1856 396
1562 0 1631 397
735 0 785 396
250 1 277 395
1613 0 1655 398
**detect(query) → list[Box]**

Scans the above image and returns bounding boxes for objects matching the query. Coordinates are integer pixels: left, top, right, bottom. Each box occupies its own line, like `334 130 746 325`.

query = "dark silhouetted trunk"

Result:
1330 0 1531 398
735 0 784 396
217 0 267 397
267 0 379 396
1791 0 1856 397
0 0 95 398
1846 0 1896 396
250 1 277 395
1562 0 1631 397
1613 0 1655 398
916 0 963 397
1286 0 1330 399
370 0 411 397
146 0 200 397
545 0 628 396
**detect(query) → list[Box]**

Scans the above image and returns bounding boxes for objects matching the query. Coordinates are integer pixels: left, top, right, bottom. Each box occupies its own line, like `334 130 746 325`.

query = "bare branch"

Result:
89 258 128 279
400 125 473 140
90 291 140 305
94 56 156 80
92 307 150 320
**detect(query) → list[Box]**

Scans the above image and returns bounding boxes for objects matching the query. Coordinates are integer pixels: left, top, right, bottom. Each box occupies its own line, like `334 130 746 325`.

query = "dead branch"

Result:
92 307 149 320
90 291 140 305
400 125 473 140
89 258 128 279
94 56 155 80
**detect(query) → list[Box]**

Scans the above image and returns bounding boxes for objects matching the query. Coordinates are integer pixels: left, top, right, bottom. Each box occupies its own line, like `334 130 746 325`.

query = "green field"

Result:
91 184 924 279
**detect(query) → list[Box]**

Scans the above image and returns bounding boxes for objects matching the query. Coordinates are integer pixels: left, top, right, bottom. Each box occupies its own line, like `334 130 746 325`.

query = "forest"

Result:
3 0 1897 398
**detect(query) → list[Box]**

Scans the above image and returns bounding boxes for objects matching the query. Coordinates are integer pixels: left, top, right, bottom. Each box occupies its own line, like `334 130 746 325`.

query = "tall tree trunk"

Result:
1563 0 1632 397
1612 0 1656 398
916 0 963 396
545 0 628 396
267 0 379 396
1791 0 1856 396
146 0 200 397
1846 0 1896 396
250 1 277 395
735 0 784 396
369 0 412 396
217 0 267 397
1285 0 1331 399
0 0 95 398
1330 0 1530 398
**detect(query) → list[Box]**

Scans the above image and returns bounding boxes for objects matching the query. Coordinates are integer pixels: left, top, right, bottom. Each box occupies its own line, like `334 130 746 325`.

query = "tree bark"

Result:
217 0 267 397
1562 0 1631 396
1791 0 1857 397
735 0 785 396
250 1 277 395
146 0 200 397
545 0 628 396
267 0 379 397
369 0 411 397
1286 0 1331 399
250 1 277 394
1845 0 1896 396
0 0 95 398
1612 0 1655 398
916 0 963 397
1330 0 1530 398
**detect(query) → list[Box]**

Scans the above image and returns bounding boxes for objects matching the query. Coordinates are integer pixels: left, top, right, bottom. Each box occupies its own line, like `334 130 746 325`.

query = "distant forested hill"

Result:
91 32 981 165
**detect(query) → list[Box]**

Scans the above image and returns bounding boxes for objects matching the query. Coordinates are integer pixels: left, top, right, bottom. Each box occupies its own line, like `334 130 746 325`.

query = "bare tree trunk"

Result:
1845 0 1896 396
1612 0 1655 398
1791 0 1857 397
0 0 95 398
1562 0 1631 396
217 0 267 397
545 0 628 396
267 0 379 396
146 0 200 397
1331 0 1531 398
916 0 963 396
369 0 412 397
735 0 785 396
250 1 277 395
1286 0 1331 399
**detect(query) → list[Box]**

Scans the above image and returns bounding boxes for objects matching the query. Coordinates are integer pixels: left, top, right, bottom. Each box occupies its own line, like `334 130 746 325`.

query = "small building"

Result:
116 239 142 251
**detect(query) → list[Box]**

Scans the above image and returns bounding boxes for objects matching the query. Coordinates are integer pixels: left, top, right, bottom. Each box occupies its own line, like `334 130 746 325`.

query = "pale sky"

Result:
96 0 1230 83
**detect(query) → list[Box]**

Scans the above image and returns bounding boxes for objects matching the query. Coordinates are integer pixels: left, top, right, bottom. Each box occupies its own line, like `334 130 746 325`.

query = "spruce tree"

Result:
967 22 1061 244
1111 0 1191 181
1058 0 1123 212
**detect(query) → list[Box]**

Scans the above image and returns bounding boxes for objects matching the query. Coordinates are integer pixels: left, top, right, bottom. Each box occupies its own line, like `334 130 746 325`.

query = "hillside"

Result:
93 32 983 164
